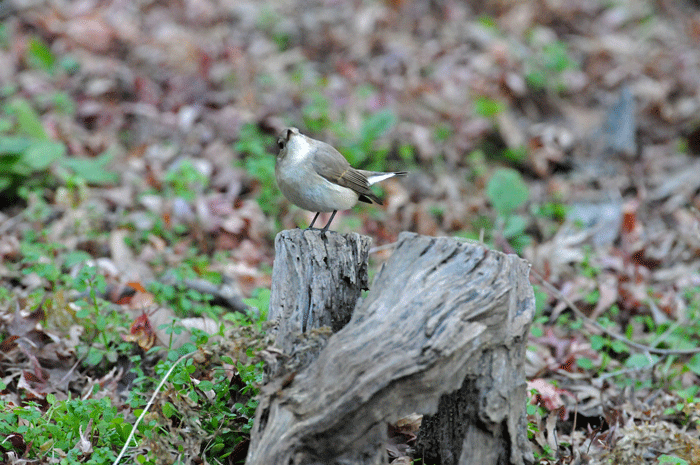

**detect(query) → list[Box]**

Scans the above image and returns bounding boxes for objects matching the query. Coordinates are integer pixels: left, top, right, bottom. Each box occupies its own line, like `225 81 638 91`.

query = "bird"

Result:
275 127 407 232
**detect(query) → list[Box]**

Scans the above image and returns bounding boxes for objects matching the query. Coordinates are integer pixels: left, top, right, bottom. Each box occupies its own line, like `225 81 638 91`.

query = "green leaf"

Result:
686 352 700 376
198 380 214 391
486 168 529 215
162 401 177 418
243 287 270 315
473 96 503 117
590 335 606 351
60 150 119 185
608 341 625 358
503 214 528 239
0 153 28 176
0 177 12 192
525 71 546 91
6 99 47 139
576 357 593 370
0 136 32 155
359 109 396 144
543 42 574 72
23 140 65 170
86 347 104 366
625 353 658 369
27 37 56 72
658 455 688 465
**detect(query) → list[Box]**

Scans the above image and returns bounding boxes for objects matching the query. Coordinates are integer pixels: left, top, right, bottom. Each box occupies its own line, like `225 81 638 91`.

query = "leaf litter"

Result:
1 0 700 463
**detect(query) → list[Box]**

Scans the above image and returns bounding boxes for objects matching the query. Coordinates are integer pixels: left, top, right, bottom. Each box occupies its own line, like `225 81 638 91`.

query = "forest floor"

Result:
1 0 700 463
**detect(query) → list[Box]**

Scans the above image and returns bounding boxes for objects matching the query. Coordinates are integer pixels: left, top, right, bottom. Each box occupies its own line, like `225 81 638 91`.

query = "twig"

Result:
530 269 700 356
112 351 195 465
596 366 648 381
368 242 399 254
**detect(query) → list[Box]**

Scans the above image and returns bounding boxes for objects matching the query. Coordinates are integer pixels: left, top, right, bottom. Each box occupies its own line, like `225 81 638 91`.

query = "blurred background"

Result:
1 0 700 463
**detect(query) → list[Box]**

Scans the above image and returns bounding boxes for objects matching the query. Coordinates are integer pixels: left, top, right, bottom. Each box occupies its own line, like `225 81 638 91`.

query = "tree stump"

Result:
267 229 372 354
247 232 535 465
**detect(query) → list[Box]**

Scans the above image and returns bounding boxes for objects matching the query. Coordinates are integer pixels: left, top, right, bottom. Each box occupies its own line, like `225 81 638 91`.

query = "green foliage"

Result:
235 123 280 219
256 7 292 51
301 89 338 134
533 200 568 222
525 400 556 461
132 337 265 463
0 397 133 463
590 333 629 355
0 23 8 49
502 146 528 164
658 455 688 465
0 96 118 200
7 97 48 138
579 245 600 278
486 168 529 215
148 263 220 319
477 15 498 29
163 159 209 201
72 269 133 370
524 38 578 94
541 41 576 73
485 168 530 253
26 37 56 73
398 143 416 167
300 87 399 171
17 232 133 371
340 108 397 170
473 96 503 117
238 287 271 324
433 123 452 145
60 149 119 185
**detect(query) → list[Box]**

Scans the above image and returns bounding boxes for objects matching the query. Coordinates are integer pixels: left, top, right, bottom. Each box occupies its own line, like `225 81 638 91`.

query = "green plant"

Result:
433 122 452 143
0 395 134 463
235 123 280 220
256 7 292 51
301 87 398 171
525 402 557 461
485 168 530 253
72 267 134 370
26 36 56 73
0 96 117 202
16 233 134 372
301 89 339 135
125 331 265 464
658 455 689 465
148 258 223 319
339 108 397 171
232 287 271 326
60 148 119 186
473 96 503 118
163 160 209 201
524 37 578 94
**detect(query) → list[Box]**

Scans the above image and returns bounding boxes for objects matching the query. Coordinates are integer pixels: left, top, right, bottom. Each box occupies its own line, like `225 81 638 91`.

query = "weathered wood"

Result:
268 229 372 355
414 233 535 465
247 232 534 465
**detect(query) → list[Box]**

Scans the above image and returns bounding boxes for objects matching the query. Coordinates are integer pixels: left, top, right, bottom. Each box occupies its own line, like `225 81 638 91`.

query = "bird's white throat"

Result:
285 135 314 164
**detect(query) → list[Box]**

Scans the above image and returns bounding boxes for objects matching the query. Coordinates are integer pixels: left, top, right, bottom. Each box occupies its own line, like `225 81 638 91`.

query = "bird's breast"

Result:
276 157 358 212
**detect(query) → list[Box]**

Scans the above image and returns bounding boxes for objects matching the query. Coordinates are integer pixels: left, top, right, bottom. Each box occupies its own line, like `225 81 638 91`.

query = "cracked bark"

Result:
247 231 534 465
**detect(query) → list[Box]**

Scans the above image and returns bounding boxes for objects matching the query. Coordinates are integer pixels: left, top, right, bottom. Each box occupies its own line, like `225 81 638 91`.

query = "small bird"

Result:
275 127 407 232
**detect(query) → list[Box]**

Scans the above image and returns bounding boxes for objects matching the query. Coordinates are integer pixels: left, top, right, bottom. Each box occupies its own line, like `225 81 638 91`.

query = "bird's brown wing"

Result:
310 144 382 204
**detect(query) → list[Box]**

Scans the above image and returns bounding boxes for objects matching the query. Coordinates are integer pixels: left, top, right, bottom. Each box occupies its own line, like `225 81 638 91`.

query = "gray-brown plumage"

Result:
275 127 406 232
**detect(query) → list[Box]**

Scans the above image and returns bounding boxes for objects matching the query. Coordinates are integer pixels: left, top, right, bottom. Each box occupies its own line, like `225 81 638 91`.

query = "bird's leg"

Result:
307 212 321 229
321 210 338 233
